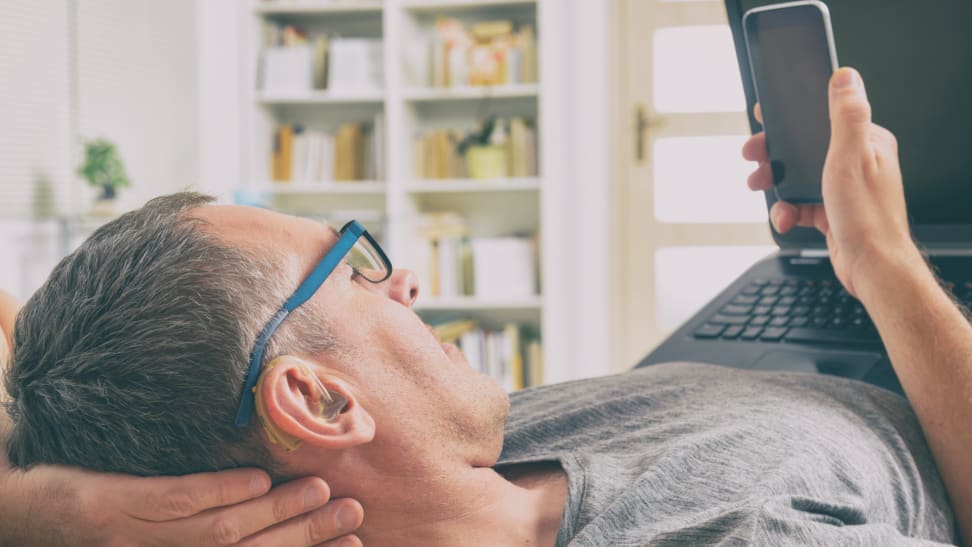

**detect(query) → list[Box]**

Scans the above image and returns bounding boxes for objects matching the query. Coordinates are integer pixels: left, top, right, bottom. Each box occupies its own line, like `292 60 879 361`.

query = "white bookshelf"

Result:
402 83 539 101
244 0 567 385
255 2 384 15
255 90 385 105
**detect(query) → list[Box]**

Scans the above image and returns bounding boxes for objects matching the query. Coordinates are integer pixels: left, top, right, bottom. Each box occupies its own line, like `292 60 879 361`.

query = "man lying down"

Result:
4 72 967 546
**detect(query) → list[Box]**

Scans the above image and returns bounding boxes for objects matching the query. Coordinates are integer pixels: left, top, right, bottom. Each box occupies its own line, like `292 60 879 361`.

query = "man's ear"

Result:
257 356 375 450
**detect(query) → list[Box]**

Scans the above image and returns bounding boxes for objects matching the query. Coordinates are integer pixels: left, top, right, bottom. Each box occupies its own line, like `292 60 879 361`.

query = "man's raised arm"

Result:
0 289 364 546
744 68 972 545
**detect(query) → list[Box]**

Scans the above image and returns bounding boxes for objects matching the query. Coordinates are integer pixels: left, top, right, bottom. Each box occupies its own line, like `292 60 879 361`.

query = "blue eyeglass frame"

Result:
234 220 392 427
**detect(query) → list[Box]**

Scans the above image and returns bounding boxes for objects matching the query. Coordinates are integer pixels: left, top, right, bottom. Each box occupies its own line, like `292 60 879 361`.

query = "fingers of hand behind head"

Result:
236 497 364 547
120 468 273 522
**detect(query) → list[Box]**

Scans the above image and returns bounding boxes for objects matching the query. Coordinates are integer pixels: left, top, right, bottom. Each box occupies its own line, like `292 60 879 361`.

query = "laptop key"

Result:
760 327 788 341
785 328 880 345
749 315 771 326
694 324 725 338
732 295 759 305
740 327 763 340
769 316 789 327
709 314 749 325
722 325 745 339
789 316 810 328
811 316 830 328
721 304 752 315
742 284 762 295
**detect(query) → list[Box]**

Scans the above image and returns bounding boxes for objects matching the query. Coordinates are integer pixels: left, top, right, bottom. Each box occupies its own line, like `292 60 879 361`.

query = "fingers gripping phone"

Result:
743 0 838 204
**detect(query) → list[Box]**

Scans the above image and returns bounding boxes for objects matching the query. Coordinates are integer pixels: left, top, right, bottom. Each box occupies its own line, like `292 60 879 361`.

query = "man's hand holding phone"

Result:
743 67 926 298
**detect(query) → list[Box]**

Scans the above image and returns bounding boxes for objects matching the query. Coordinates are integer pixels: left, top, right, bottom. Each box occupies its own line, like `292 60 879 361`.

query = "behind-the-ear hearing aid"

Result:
253 357 347 452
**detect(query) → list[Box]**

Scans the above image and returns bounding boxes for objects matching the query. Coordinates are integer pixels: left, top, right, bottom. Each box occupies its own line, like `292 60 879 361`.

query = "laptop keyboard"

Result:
694 277 972 346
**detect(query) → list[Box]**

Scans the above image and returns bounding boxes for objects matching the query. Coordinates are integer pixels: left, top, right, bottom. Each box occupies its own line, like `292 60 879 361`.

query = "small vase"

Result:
90 185 118 217
466 145 508 180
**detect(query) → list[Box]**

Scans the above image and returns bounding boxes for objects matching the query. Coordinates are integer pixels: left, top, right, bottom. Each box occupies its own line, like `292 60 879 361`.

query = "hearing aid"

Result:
253 356 347 452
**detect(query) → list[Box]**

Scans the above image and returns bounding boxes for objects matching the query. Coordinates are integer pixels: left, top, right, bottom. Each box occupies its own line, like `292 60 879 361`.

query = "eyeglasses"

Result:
234 220 392 427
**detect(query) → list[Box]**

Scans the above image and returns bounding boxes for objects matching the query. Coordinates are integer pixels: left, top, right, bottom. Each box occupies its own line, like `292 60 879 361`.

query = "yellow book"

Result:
272 125 294 182
519 25 537 83
334 123 364 181
433 319 479 343
526 339 543 387
413 136 426 178
504 323 524 391
471 20 513 42
313 34 329 89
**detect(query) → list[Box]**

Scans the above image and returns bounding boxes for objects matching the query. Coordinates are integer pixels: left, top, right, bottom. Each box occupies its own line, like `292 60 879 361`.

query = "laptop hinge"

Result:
799 249 829 258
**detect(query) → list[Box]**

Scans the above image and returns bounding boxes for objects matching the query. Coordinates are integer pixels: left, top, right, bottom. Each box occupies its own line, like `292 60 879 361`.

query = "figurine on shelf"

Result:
78 138 131 216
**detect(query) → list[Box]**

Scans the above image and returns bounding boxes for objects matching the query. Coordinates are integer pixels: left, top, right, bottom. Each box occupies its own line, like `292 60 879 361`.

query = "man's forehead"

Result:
191 204 335 253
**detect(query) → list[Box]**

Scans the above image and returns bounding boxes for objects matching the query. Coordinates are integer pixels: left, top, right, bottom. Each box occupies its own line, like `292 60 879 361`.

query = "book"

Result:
329 38 384 91
518 25 538 83
262 46 313 92
272 125 295 181
471 237 537 299
312 34 330 89
433 319 479 343
526 339 543 386
415 212 469 297
503 323 524 391
334 123 364 181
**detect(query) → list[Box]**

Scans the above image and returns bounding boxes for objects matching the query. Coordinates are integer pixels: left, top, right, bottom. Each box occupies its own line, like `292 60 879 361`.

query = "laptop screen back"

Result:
727 0 972 245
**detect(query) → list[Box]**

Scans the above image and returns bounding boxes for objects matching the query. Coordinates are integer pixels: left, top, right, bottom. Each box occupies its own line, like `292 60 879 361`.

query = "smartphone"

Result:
743 0 838 204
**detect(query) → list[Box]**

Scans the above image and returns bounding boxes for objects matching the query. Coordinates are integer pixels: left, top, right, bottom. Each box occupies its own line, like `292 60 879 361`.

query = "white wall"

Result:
196 0 243 202
0 3 73 298
76 0 199 210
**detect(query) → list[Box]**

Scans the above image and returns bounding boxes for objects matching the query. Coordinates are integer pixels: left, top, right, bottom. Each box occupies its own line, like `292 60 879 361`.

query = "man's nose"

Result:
384 268 420 307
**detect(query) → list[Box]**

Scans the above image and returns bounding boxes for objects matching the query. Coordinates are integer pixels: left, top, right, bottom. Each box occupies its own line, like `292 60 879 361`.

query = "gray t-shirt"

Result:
497 363 956 546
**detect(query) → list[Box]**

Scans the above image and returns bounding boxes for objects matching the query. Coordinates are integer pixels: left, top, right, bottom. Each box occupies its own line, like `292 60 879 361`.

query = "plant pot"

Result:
466 145 508 180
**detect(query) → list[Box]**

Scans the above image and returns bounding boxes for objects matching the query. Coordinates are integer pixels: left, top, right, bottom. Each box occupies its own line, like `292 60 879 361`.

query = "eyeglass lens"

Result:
347 237 388 282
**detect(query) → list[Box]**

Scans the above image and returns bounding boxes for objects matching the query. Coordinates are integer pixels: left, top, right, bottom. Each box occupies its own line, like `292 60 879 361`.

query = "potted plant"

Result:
456 117 509 180
78 139 131 208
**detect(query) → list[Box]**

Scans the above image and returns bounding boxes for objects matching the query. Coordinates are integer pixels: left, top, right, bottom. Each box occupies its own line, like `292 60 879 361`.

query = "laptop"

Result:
635 0 972 395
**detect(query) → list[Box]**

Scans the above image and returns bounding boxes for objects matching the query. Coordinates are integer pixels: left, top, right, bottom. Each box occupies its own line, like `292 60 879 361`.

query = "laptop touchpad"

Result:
750 350 881 380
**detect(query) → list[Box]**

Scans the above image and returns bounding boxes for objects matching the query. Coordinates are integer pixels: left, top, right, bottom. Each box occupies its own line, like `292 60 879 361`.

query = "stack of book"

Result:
425 18 538 88
271 114 385 182
413 117 537 179
413 212 472 298
260 24 383 93
433 319 544 391
412 212 537 300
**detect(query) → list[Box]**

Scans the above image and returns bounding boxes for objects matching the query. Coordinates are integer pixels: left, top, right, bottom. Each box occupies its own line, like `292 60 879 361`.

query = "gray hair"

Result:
4 192 334 476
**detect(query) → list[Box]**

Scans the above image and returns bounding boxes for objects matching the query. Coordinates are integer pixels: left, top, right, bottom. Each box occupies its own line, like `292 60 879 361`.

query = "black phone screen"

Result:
745 4 834 203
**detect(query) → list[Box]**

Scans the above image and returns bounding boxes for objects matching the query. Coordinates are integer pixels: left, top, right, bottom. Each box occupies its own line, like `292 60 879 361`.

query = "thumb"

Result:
828 67 872 149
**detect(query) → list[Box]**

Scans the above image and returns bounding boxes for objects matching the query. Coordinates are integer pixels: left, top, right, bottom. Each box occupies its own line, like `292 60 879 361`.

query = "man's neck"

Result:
343 459 567 547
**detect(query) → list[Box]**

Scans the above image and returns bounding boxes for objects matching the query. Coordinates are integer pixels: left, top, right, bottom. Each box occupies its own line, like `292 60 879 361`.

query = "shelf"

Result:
251 181 386 194
403 0 536 12
256 90 384 105
405 177 539 194
415 296 541 311
255 1 384 15
403 84 539 102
